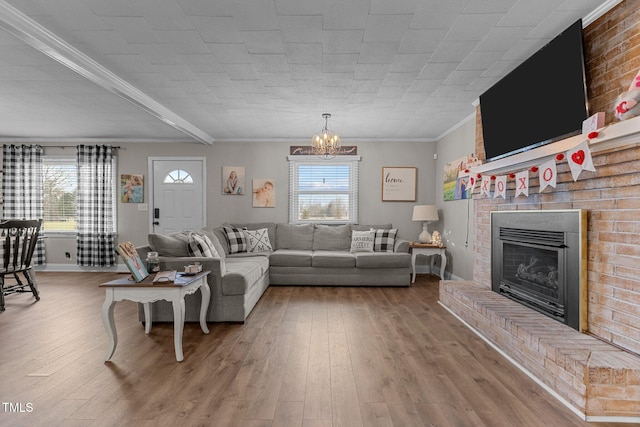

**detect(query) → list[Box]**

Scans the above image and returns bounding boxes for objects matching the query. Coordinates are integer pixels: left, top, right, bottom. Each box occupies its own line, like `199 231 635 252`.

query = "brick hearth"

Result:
439 280 640 420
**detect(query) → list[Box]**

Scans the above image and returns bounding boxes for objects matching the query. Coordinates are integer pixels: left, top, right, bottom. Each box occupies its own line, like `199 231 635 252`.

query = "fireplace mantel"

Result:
472 114 640 176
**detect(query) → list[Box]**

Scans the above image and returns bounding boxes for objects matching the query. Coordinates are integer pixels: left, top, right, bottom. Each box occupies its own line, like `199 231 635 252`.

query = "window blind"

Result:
42 157 77 232
288 156 360 223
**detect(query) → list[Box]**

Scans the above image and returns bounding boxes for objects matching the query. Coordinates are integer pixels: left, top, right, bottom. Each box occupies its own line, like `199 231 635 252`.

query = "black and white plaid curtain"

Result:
76 145 116 267
2 144 45 264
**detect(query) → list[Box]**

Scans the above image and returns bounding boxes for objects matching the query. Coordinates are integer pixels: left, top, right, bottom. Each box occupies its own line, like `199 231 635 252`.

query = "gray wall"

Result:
35 140 437 269
434 117 476 280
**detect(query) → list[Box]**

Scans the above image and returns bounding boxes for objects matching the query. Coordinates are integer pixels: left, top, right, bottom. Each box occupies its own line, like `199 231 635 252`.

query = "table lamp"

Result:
412 205 439 243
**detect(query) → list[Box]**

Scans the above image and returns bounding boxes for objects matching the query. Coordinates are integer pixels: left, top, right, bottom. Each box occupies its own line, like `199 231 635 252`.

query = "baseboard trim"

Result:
35 264 129 273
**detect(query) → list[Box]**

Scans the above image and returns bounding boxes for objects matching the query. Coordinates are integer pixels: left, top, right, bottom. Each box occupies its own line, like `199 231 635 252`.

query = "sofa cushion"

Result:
355 252 411 269
245 228 273 252
276 223 314 250
221 257 269 296
350 230 375 252
312 251 356 268
313 224 351 251
371 228 397 253
224 226 248 253
269 249 312 267
148 232 189 257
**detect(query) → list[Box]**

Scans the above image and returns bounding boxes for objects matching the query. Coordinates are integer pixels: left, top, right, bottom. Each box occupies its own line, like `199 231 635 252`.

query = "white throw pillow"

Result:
350 230 375 253
244 228 273 252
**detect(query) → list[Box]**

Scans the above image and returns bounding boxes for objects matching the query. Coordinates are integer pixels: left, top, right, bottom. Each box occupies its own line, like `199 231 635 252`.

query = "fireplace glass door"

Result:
499 242 564 320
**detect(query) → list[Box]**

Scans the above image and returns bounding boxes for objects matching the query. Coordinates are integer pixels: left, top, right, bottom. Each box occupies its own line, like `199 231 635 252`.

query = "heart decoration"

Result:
470 176 476 187
571 150 585 165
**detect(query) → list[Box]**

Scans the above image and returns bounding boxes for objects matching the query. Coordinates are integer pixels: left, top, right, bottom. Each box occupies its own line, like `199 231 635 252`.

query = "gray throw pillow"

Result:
148 232 190 257
199 228 227 259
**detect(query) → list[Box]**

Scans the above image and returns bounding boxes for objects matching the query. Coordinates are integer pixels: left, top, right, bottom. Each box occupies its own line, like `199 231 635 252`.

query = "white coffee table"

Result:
100 271 210 362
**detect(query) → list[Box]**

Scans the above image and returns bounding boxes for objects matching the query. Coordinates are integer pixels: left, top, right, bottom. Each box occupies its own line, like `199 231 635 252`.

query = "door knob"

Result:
153 221 160 225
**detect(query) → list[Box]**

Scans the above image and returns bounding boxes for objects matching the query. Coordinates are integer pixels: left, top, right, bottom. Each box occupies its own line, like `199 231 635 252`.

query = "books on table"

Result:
116 241 149 282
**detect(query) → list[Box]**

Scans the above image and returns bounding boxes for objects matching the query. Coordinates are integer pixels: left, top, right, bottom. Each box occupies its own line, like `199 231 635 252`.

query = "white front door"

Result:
150 158 206 235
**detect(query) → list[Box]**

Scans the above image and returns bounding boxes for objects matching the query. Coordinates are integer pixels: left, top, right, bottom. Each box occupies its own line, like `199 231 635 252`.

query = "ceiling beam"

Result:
0 0 214 145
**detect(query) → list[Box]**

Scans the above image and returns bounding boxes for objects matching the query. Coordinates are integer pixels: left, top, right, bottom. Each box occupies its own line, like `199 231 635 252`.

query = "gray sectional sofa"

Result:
136 222 410 323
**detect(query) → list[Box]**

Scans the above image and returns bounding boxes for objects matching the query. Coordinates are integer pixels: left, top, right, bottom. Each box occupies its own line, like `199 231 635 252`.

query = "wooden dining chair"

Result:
0 219 43 312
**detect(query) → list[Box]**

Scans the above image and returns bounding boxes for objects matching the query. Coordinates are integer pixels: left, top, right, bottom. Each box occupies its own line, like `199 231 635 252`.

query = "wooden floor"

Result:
0 272 620 427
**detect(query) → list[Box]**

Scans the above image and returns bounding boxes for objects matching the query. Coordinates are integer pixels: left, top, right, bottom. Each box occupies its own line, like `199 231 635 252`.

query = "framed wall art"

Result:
222 166 245 195
121 174 143 203
252 179 275 207
381 167 416 202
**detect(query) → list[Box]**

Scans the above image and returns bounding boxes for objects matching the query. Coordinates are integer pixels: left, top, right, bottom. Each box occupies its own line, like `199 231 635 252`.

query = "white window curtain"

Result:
1 144 45 264
76 145 116 267
288 156 360 224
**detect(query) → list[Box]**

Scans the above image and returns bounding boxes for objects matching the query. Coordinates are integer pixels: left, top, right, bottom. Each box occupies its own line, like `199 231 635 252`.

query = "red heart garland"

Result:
470 176 476 186
571 150 585 165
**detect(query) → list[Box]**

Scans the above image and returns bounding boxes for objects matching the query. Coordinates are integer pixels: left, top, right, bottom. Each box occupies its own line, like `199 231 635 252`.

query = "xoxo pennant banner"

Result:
493 175 507 199
468 174 478 193
480 176 491 197
515 170 529 197
539 158 557 192
567 140 596 181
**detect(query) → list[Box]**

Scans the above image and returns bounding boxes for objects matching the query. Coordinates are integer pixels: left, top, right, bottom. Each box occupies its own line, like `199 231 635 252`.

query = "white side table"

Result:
100 271 210 362
409 243 447 283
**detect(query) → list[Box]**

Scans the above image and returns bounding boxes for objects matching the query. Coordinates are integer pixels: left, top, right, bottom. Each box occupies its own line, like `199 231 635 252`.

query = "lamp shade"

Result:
412 205 439 222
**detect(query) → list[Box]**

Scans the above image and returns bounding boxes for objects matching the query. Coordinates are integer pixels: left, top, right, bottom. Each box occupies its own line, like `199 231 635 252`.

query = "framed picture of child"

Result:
252 179 275 207
121 174 143 203
222 166 245 195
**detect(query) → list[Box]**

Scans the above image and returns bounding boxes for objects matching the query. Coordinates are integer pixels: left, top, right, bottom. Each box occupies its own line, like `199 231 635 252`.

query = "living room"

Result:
2 0 640 425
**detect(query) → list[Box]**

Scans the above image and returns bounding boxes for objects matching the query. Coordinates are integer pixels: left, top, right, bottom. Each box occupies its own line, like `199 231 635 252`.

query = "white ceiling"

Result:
0 0 612 145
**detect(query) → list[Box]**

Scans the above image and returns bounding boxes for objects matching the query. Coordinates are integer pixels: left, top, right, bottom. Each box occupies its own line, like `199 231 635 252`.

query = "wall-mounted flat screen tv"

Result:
480 19 588 162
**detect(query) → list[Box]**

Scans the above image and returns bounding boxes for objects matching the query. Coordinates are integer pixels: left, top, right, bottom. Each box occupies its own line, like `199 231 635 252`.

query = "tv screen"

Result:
480 19 588 162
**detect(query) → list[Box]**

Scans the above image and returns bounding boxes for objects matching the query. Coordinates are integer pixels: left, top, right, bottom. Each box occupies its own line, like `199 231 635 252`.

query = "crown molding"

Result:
582 0 623 27
0 1 214 145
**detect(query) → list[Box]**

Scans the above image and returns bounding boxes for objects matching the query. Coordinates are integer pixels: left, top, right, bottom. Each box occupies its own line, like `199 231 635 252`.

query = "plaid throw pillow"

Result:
223 226 248 254
371 228 397 252
188 232 220 258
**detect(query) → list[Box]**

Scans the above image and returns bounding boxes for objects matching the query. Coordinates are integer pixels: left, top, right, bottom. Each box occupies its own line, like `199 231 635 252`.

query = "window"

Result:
42 157 77 232
164 169 193 184
288 156 360 223
42 156 116 233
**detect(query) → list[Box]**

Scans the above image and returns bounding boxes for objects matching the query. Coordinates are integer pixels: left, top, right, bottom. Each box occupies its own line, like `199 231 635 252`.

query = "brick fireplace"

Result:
440 0 640 421
440 128 640 421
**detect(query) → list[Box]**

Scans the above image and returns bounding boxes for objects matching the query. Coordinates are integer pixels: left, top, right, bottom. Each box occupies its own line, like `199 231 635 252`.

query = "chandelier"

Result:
311 113 341 159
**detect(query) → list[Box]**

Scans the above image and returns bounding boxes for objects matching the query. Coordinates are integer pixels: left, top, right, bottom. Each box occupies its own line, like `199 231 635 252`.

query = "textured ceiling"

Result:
0 0 611 144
